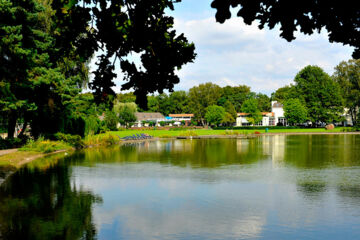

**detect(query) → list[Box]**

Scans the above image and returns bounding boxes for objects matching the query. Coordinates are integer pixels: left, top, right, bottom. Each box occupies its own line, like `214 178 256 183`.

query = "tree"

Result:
255 93 271 112
218 85 251 111
113 102 137 115
211 0 360 58
116 92 137 103
333 59 360 125
0 0 51 138
294 65 344 123
283 99 308 125
189 83 222 125
54 0 196 109
223 101 237 120
222 112 235 126
0 0 92 138
271 85 299 103
104 110 118 131
241 98 262 125
205 105 226 126
147 93 172 115
169 91 189 114
118 106 137 128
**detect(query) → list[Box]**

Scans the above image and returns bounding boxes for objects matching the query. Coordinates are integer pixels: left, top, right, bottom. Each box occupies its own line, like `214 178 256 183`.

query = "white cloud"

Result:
89 9 354 96
171 16 354 95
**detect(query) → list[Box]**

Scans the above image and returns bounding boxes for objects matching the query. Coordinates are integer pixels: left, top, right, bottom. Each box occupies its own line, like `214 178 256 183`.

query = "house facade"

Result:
133 112 166 127
235 101 286 127
168 114 194 121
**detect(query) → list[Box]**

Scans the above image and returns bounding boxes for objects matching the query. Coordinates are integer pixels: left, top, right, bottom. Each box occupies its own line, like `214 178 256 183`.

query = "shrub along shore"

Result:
0 127 359 168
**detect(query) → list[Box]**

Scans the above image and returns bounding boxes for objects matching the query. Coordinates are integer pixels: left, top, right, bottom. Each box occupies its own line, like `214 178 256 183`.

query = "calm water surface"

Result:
1 135 360 239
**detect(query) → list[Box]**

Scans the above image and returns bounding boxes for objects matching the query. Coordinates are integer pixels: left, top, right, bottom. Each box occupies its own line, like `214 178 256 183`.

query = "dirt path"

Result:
0 148 18 156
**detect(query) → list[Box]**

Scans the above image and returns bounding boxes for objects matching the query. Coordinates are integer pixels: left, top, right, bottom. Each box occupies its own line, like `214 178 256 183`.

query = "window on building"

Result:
269 117 275 126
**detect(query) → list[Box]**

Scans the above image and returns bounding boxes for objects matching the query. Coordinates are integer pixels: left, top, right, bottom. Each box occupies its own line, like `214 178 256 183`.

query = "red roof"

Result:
237 112 274 117
169 114 194 117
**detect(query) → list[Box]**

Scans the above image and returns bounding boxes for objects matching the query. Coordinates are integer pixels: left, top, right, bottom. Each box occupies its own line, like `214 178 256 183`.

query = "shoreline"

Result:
0 131 359 169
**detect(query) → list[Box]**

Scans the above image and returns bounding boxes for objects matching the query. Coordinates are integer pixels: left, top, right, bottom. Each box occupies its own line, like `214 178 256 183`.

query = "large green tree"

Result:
0 0 51 138
294 65 343 123
283 98 308 125
218 85 251 112
223 100 237 120
0 0 92 138
169 91 190 114
255 93 271 112
333 59 360 125
188 83 222 125
51 0 196 109
271 85 299 103
205 105 226 126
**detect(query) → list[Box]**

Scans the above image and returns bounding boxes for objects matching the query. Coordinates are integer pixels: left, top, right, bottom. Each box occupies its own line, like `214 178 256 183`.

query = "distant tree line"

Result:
115 61 360 127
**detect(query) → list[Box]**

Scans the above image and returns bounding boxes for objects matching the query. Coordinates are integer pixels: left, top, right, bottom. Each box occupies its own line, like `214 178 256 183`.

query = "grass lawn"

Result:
107 127 350 138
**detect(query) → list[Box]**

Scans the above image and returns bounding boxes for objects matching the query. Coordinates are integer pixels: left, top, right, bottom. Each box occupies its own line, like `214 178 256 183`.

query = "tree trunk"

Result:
18 117 28 138
7 111 17 139
350 108 357 126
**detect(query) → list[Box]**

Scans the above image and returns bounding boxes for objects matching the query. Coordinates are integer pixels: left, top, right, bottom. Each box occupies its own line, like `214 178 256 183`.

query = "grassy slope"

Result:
108 127 348 138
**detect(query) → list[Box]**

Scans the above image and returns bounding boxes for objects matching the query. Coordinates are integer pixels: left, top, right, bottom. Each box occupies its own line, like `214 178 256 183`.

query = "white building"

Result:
271 101 287 126
235 101 286 127
236 112 275 126
133 112 166 127
168 114 194 121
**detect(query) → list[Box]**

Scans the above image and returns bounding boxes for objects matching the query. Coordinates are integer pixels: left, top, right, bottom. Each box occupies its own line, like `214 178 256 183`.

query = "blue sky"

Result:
101 0 354 96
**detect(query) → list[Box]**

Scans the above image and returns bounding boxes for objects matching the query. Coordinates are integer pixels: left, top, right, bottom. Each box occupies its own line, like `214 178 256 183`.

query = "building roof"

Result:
168 114 194 117
272 102 283 108
135 112 165 121
237 112 274 117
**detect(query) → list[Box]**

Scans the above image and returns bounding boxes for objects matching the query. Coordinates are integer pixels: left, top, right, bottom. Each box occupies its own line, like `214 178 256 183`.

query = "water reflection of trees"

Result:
0 162 101 240
72 139 270 168
282 135 360 168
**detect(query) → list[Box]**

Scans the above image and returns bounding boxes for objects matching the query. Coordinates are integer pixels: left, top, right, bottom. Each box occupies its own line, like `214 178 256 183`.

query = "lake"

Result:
1 134 360 239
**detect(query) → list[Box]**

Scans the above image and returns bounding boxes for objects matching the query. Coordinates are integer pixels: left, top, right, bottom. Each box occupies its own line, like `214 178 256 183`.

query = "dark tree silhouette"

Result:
211 0 360 58
51 0 196 109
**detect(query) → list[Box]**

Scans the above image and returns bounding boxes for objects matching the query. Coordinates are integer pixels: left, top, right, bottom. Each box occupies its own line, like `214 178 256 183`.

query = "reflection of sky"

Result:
71 136 360 240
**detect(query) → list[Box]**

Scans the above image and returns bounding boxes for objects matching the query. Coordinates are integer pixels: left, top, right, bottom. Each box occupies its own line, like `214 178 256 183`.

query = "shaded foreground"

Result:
1 135 360 239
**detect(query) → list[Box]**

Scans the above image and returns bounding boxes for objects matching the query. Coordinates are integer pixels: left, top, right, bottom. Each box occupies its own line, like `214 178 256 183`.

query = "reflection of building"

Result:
235 101 286 126
271 135 286 167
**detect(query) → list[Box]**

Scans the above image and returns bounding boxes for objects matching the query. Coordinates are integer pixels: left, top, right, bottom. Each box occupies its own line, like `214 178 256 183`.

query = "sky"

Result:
93 0 354 96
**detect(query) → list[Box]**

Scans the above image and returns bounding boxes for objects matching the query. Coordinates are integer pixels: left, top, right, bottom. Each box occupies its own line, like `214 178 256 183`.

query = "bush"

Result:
85 116 100 136
19 137 72 153
54 133 85 149
83 133 118 146
0 137 27 150
104 111 118 131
